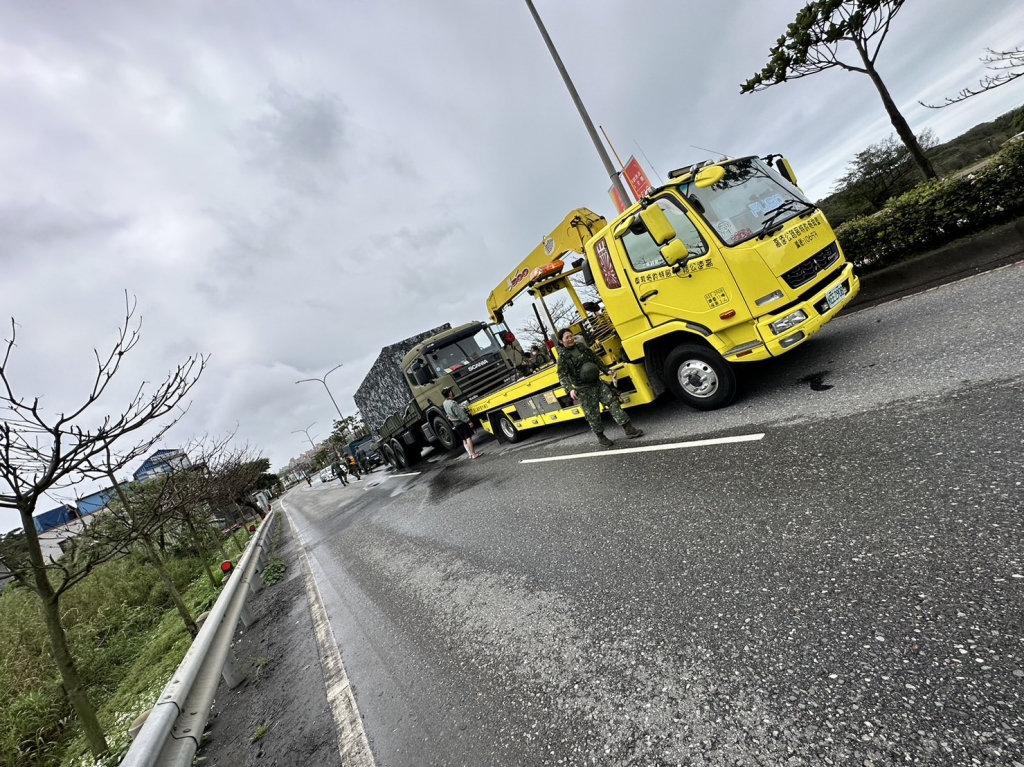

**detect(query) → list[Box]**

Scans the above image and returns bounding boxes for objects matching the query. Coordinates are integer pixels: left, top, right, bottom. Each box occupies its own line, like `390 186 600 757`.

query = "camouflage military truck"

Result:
354 322 518 469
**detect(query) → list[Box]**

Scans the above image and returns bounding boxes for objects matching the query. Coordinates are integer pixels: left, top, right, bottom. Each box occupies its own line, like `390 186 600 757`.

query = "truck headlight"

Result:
770 310 807 335
756 290 784 307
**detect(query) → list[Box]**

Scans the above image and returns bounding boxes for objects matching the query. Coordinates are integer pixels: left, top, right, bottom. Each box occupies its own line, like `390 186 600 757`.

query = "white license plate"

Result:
824 283 847 309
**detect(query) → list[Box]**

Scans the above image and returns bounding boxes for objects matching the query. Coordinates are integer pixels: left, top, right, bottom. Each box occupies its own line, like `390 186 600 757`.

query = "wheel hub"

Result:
678 360 718 398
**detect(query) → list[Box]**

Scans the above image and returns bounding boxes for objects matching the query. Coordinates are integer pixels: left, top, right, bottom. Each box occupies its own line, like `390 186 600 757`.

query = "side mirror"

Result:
639 205 676 245
581 259 595 286
613 215 635 238
661 239 690 267
776 157 798 186
694 165 725 188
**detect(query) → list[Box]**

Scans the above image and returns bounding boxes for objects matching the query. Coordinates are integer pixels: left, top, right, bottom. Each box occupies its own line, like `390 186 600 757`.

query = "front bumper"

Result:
725 263 859 361
759 262 859 357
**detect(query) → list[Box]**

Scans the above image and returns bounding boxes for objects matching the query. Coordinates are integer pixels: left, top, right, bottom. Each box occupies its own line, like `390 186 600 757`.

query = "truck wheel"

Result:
496 413 523 444
431 415 458 450
390 439 409 469
381 443 396 469
664 344 736 410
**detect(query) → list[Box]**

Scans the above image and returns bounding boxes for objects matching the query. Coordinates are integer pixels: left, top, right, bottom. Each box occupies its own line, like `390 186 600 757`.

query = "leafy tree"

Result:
0 298 206 758
833 129 938 211
921 46 1024 108
254 471 283 494
741 0 937 180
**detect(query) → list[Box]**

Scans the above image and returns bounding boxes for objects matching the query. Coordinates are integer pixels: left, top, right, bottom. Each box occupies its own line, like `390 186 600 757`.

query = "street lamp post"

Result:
297 364 347 431
291 423 318 452
523 0 632 207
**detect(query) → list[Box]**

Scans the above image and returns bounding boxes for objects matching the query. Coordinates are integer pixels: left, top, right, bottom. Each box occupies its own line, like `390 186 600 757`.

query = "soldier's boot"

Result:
623 422 644 439
596 432 614 448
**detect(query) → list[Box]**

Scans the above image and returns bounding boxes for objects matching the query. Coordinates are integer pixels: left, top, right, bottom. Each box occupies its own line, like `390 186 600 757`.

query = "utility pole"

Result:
296 364 347 431
524 0 632 207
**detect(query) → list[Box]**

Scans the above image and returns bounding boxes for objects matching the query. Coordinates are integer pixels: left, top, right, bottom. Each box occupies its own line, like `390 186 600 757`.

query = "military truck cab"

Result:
376 322 518 468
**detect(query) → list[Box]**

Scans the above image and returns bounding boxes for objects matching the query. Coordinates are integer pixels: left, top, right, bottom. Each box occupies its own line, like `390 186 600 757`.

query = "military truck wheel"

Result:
496 413 523 444
431 415 458 450
390 439 409 469
664 344 736 410
381 443 397 469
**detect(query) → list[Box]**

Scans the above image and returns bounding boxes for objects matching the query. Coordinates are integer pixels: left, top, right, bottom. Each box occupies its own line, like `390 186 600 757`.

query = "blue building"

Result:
76 487 115 517
32 504 79 534
133 449 190 482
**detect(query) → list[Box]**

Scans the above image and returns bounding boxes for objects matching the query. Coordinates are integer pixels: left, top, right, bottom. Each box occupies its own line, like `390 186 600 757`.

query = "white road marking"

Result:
281 506 376 766
387 471 422 478
519 432 766 464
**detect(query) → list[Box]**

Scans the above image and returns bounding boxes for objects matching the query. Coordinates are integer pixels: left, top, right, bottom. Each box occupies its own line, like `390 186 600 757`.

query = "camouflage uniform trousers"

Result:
577 382 628 434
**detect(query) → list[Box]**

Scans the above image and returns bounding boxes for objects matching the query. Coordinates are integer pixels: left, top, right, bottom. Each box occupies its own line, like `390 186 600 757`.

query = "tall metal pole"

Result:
524 0 632 207
296 364 346 424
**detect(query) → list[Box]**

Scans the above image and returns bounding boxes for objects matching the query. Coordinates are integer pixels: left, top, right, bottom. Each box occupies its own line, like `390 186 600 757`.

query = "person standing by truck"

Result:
331 457 349 486
556 328 643 448
442 387 482 459
346 453 362 480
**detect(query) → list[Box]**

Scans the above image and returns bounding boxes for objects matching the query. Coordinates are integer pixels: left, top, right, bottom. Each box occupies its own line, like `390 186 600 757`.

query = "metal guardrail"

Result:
121 509 280 767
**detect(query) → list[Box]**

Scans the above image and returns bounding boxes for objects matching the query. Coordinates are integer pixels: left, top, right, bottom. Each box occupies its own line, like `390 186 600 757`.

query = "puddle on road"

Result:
797 370 834 391
427 465 484 504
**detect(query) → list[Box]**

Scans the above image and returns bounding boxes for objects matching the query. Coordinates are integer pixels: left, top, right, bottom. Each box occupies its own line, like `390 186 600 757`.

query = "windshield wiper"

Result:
756 199 817 240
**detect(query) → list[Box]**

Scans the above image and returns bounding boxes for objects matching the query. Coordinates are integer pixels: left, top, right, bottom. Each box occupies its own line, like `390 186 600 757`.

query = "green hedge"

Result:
836 140 1024 273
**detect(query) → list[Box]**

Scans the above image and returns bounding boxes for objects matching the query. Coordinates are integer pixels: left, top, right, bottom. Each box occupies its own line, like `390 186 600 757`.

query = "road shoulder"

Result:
195 507 343 767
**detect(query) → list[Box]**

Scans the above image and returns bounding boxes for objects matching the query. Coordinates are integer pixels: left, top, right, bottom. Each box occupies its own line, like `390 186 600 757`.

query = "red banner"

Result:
623 156 653 201
608 184 628 214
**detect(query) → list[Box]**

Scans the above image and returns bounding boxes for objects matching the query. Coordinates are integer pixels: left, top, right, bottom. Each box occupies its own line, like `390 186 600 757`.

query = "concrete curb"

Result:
849 217 1024 312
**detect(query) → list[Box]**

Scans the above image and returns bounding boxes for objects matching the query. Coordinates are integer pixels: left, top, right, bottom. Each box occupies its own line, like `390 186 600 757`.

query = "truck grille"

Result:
451 355 516 402
782 242 840 289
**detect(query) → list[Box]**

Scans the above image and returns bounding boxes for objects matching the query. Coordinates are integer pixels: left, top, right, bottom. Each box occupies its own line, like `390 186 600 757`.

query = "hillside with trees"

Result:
819 106 1024 226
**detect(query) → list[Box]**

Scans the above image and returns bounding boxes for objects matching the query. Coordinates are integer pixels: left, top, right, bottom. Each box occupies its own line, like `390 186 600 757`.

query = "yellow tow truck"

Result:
466 154 860 443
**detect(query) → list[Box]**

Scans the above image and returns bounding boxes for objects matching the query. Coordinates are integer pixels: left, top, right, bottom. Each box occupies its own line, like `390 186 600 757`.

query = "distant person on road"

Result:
442 386 482 459
556 327 643 448
357 451 372 474
331 458 348 486
346 453 361 480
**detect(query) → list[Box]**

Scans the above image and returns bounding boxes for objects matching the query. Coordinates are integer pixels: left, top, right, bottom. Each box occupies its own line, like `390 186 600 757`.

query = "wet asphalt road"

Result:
286 263 1024 766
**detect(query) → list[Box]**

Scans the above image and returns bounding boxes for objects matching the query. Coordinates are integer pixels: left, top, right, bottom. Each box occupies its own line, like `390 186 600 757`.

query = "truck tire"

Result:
390 439 409 469
664 344 736 410
496 413 523 444
381 443 397 469
430 414 458 450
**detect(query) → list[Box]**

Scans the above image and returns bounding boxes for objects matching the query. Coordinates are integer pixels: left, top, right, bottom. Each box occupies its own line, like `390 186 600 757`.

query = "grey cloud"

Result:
242 87 348 195
0 202 127 263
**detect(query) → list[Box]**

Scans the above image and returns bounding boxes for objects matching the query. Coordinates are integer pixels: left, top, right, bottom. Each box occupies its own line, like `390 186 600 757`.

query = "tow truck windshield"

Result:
684 157 815 247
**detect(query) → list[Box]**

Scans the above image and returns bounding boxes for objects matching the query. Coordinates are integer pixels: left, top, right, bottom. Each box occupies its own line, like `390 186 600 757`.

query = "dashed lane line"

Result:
519 432 766 464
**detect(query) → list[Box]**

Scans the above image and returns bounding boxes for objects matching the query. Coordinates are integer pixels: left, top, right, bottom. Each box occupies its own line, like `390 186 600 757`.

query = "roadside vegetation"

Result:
833 127 1024 272
0 296 282 765
820 106 1024 227
0 526 259 766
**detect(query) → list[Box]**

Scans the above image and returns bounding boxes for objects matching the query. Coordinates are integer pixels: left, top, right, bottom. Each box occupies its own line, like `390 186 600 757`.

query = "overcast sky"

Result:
3 1 1023 533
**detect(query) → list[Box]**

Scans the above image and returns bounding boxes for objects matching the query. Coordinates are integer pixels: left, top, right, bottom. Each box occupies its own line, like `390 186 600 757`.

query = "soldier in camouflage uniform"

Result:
556 328 643 448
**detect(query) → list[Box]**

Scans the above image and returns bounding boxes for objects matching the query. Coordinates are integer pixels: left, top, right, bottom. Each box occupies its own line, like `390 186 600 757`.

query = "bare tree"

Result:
0 297 206 758
515 295 580 349
90 453 202 636
921 46 1024 108
741 0 937 180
